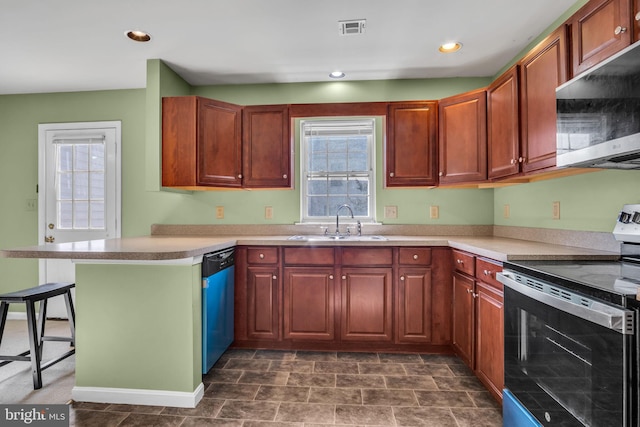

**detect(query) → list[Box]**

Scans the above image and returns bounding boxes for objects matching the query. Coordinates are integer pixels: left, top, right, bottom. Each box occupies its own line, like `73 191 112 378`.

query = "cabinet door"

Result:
283 267 335 340
162 96 198 187
438 90 487 184
487 66 520 180
571 0 632 76
386 102 438 187
242 105 291 188
475 281 504 403
519 26 568 174
452 272 475 367
340 268 393 341
198 98 243 187
634 0 640 41
246 266 280 340
396 267 432 343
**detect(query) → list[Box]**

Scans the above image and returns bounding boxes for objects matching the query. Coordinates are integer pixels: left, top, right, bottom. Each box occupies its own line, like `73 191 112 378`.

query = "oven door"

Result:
499 272 635 427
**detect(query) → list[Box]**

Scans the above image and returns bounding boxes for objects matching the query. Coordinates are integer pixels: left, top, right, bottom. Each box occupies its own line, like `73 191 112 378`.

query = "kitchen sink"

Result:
287 234 388 241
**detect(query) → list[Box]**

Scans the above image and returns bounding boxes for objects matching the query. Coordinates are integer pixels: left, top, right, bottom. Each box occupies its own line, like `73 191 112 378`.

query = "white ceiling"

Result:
0 0 578 95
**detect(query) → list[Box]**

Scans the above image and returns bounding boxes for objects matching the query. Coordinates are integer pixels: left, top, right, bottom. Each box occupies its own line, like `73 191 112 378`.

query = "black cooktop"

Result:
504 259 640 307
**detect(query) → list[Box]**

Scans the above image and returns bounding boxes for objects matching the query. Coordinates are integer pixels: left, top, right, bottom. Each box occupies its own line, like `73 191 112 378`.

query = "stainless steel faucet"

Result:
335 204 354 235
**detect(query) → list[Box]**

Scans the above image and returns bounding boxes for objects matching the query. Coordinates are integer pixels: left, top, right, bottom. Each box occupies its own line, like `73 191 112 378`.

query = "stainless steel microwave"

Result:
556 40 640 169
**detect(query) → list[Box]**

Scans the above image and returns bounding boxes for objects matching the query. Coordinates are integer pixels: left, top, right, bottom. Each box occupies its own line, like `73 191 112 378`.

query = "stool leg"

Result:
25 301 42 389
0 302 8 347
37 298 47 359
64 291 75 347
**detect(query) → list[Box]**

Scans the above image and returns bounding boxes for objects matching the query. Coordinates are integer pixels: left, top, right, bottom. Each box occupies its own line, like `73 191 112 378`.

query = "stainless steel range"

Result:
498 204 640 427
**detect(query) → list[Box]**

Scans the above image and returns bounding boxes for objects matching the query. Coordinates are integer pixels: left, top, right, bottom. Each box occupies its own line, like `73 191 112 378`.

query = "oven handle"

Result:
497 271 635 335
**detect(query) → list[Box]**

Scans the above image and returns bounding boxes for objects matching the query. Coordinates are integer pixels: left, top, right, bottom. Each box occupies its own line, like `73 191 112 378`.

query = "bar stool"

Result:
0 282 76 389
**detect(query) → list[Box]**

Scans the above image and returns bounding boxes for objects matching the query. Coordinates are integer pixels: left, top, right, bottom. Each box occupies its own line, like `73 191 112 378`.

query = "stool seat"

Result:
0 282 76 389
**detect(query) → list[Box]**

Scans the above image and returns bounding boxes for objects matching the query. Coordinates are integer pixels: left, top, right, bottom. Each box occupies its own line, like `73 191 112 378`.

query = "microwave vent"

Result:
339 20 366 36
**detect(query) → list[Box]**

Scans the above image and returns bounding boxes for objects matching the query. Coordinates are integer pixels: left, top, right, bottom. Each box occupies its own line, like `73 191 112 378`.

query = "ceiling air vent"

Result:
339 19 366 36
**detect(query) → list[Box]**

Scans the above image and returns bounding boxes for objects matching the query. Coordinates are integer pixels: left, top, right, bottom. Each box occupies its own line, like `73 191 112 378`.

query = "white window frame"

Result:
299 118 376 224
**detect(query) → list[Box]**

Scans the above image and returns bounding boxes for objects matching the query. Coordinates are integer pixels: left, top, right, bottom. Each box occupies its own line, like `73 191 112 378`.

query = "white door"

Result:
38 122 121 318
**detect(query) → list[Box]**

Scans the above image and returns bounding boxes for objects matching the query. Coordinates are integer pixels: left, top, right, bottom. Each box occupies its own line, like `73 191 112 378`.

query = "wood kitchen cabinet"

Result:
340 247 393 342
162 96 243 188
634 0 640 40
438 90 487 184
451 249 504 403
487 66 520 180
386 101 438 187
242 104 291 188
396 248 433 343
519 26 569 174
569 0 632 76
162 97 292 189
283 247 336 341
235 246 281 341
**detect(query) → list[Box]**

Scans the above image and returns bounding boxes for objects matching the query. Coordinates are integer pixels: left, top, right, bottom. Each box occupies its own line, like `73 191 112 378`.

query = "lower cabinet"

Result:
451 249 504 403
340 267 393 341
283 267 335 340
235 245 451 352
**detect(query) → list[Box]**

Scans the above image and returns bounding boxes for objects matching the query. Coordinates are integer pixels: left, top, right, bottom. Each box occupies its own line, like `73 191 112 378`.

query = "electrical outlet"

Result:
384 206 398 219
215 206 224 219
552 201 560 220
503 204 510 219
25 199 36 212
429 205 439 219
265 206 273 219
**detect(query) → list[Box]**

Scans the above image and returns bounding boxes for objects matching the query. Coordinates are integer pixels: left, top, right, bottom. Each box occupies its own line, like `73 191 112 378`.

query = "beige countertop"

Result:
0 234 620 262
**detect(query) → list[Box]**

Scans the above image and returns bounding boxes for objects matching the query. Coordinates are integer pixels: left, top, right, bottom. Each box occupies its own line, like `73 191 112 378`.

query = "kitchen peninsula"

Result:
0 226 619 408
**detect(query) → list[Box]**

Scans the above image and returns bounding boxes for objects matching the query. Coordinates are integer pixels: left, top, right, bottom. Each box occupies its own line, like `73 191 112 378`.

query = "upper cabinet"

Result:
634 0 640 41
162 96 291 189
438 90 487 184
162 96 242 188
518 26 569 174
386 101 438 187
242 105 291 188
570 0 632 76
487 66 520 180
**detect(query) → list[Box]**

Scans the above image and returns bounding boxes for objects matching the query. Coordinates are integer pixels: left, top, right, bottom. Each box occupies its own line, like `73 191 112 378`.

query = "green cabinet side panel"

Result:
75 263 201 392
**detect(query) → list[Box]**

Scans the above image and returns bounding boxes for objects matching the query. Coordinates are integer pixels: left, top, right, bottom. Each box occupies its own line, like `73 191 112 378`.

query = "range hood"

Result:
556 39 640 169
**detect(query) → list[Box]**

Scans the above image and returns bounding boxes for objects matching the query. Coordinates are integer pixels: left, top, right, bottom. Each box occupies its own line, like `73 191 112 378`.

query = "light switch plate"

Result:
265 206 273 219
215 206 224 219
552 201 560 220
503 204 510 219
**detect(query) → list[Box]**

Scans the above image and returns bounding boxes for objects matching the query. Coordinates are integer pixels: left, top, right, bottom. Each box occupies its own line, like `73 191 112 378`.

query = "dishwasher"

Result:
201 247 235 374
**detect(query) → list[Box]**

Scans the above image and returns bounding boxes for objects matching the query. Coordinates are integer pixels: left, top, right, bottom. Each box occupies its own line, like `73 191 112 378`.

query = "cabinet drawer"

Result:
398 248 432 265
475 257 503 290
341 247 393 266
452 249 475 276
283 247 335 265
247 247 279 264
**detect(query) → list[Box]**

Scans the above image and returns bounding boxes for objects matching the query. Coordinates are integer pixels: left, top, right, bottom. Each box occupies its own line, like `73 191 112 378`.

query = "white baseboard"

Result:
6 312 27 320
71 383 204 408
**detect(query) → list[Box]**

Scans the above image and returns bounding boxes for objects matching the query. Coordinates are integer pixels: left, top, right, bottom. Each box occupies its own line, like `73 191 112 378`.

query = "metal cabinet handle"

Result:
438 171 443 177
413 254 418 260
259 253 265 259
400 276 405 281
238 174 243 179
272 275 277 280
519 156 525 163
635 12 640 21
283 174 287 179
510 159 516 165
456 259 463 264
389 172 395 177
484 269 492 276
329 275 334 280
342 275 346 280
615 26 628 35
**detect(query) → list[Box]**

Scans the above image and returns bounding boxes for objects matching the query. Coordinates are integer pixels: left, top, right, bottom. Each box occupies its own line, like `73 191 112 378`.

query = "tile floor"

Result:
70 348 503 426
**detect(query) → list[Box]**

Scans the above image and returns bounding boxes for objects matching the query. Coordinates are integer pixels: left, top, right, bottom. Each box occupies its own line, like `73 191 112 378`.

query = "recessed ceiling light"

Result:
126 30 151 42
329 71 345 79
439 42 462 53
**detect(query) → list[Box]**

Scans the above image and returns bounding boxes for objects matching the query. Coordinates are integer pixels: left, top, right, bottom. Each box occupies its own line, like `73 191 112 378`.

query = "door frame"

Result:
37 120 122 277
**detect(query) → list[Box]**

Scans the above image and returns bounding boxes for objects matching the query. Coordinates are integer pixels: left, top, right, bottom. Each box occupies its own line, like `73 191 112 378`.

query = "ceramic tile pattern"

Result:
70 349 503 426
